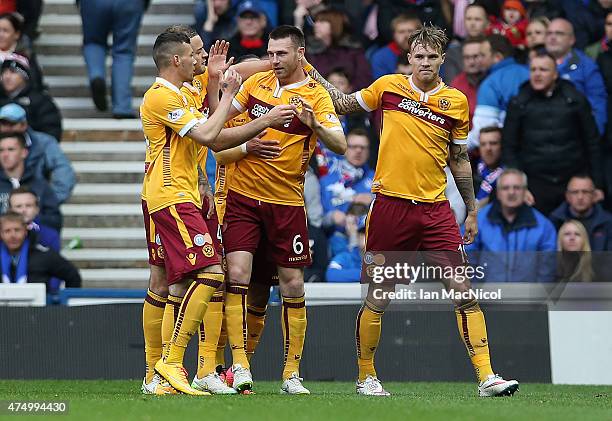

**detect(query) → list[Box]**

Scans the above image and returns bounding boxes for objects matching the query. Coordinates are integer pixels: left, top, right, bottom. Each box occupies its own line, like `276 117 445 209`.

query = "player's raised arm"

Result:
302 59 364 115
448 142 478 244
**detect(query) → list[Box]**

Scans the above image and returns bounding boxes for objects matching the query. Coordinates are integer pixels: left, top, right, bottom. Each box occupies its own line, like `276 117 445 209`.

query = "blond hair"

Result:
407 24 448 54
557 220 594 282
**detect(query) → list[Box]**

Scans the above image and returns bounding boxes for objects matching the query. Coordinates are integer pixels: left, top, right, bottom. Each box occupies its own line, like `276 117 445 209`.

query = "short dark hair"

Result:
153 31 191 70
0 13 23 34
532 49 557 65
164 24 198 39
347 127 369 141
0 211 26 227
463 35 486 47
486 34 514 59
9 186 38 207
0 131 26 148
269 25 305 48
567 174 594 188
480 126 502 136
391 12 422 32
326 67 349 80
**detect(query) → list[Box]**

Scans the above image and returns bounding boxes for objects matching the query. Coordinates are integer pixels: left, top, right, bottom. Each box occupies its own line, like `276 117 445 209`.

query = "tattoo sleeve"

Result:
449 143 477 213
198 166 211 193
305 66 363 115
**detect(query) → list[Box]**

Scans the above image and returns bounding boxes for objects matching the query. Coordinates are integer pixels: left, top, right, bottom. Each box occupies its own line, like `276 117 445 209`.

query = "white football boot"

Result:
356 375 391 396
141 373 178 395
230 364 253 392
280 372 310 395
478 374 519 397
192 372 238 394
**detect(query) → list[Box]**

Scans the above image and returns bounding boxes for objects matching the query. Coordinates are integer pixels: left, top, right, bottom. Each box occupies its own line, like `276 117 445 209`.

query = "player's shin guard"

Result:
197 292 224 378
356 301 384 382
216 316 227 367
246 304 267 362
281 295 306 380
225 284 250 368
455 300 494 383
165 273 224 365
161 294 183 359
143 289 167 383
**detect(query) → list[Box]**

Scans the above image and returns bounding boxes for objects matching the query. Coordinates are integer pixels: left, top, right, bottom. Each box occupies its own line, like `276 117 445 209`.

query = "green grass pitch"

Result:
0 381 610 420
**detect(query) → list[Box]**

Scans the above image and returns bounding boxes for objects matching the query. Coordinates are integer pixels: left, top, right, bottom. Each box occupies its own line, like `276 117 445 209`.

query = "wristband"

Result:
241 142 248 154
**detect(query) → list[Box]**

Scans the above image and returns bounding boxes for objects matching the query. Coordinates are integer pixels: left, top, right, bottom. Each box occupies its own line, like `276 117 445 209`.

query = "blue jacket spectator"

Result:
0 104 76 203
467 169 557 282
549 175 612 252
468 36 530 150
0 133 61 231
545 18 607 135
320 129 374 232
326 215 365 283
370 13 422 79
8 187 60 251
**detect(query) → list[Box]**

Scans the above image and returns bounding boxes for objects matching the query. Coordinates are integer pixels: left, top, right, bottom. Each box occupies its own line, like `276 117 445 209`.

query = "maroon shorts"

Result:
142 200 164 267
251 234 279 286
223 190 312 268
366 194 465 267
150 202 221 285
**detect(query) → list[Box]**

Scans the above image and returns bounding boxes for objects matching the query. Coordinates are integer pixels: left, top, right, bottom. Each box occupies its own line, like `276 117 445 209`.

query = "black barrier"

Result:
0 304 550 382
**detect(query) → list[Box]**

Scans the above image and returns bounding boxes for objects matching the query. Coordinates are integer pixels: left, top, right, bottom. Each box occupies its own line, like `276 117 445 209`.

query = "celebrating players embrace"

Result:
140 22 518 398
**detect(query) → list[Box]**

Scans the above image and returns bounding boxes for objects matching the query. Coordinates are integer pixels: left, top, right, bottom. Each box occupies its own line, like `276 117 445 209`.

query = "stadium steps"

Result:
40 0 194 287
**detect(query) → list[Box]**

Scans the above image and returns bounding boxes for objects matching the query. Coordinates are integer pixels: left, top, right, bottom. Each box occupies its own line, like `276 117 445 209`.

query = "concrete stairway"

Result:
40 0 196 288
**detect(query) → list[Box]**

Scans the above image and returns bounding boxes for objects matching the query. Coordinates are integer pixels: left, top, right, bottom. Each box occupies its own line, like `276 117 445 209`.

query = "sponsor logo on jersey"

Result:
251 102 271 118
187 252 197 265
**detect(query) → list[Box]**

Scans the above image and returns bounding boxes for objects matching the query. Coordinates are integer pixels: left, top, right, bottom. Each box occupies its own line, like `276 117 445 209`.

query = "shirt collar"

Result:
155 77 182 96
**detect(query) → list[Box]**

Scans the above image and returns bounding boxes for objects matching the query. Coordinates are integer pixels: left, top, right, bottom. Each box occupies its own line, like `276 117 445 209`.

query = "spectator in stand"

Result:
451 36 485 122
228 1 269 59
326 214 365 283
326 68 372 139
293 0 326 40
0 132 61 231
0 12 43 89
16 1 42 42
595 12 612 208
9 187 59 251
321 128 374 234
556 220 594 282
0 54 62 141
563 0 610 50
307 8 372 90
0 2 15 14
467 34 529 150
549 175 612 251
503 51 604 216
0 211 80 291
0 104 75 204
78 0 147 118
586 10 612 59
396 53 412 75
526 16 549 49
466 169 557 283
525 0 564 21
196 0 237 51
545 18 607 134
473 126 504 208
375 0 450 46
444 3 489 82
370 13 421 79
304 166 328 282
487 0 528 48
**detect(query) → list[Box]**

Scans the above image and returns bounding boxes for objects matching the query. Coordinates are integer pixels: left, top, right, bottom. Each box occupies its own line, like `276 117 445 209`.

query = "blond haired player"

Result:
219 25 346 394
304 25 519 397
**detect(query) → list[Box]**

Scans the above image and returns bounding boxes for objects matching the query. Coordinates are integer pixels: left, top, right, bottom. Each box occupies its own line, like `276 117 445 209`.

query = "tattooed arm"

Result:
303 61 364 115
198 166 215 218
449 142 478 244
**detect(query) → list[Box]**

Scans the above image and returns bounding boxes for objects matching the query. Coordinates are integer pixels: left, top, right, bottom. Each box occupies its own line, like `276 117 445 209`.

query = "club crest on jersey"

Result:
438 98 451 111
194 79 202 91
158 246 165 259
289 95 301 107
203 244 215 258
168 109 185 122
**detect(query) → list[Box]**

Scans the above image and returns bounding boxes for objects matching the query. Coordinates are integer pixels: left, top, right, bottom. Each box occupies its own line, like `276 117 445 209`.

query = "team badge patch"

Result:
289 95 301 107
158 246 165 259
203 244 215 258
194 234 205 246
438 98 451 111
168 109 185 121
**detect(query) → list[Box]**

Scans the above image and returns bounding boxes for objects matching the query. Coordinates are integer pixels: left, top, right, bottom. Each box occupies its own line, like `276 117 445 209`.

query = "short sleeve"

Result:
451 95 469 144
314 90 344 132
355 76 387 112
147 89 198 137
232 74 258 113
